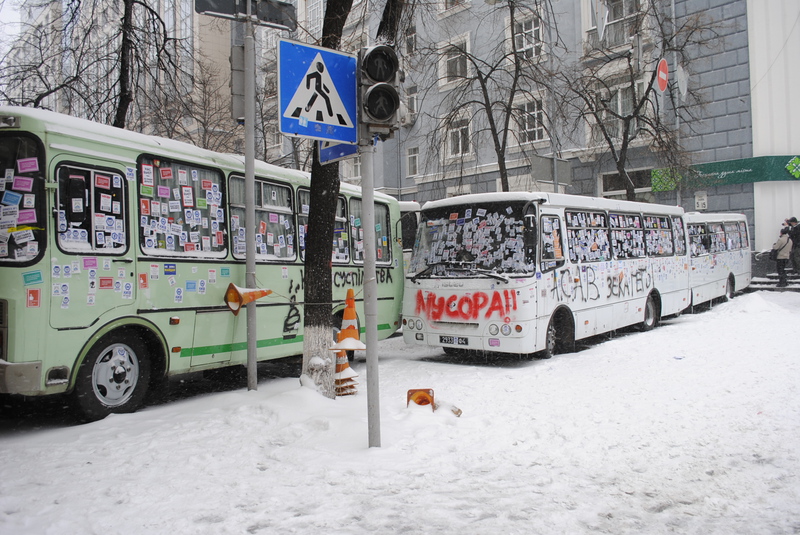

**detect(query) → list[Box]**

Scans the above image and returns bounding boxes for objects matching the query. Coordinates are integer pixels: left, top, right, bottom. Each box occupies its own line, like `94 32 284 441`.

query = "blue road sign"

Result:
278 40 358 144
319 141 359 165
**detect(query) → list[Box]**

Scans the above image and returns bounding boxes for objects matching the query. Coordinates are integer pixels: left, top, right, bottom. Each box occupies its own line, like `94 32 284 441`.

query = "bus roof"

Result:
684 212 747 223
420 191 685 216
0 106 397 205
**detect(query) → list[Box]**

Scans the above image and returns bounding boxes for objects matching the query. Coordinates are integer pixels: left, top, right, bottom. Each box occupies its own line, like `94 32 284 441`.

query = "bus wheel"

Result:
725 275 735 301
640 295 660 332
539 312 573 359
73 334 151 422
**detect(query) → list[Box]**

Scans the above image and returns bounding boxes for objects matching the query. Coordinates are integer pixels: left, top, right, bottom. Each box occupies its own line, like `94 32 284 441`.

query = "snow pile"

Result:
1 292 799 534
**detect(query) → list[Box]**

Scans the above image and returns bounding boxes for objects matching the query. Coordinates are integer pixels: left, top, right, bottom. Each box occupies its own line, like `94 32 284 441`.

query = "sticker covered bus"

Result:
685 211 752 306
401 191 693 359
0 106 403 419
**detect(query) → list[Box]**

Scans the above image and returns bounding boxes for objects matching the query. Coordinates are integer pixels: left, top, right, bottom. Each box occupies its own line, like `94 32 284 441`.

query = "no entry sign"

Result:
656 58 669 93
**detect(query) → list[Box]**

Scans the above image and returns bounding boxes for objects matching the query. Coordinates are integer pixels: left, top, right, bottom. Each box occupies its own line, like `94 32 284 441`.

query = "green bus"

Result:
0 107 403 420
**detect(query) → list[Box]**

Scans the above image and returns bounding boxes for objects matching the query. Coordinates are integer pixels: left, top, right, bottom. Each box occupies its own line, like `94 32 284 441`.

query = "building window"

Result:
446 45 468 82
444 0 464 10
591 0 640 48
406 85 417 117
448 118 470 157
352 156 361 178
517 98 545 143
514 16 542 59
407 147 419 176
600 169 654 202
591 83 641 143
405 25 416 55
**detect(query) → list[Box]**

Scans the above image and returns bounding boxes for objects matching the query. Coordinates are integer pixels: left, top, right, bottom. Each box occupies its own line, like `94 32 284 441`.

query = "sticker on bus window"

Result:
141 165 154 185
157 186 170 198
95 175 111 189
160 168 173 180
17 158 38 173
3 190 23 206
181 187 193 207
178 170 188 185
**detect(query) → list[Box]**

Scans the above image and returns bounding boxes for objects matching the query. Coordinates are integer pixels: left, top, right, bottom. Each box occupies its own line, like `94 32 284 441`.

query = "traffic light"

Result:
359 45 401 141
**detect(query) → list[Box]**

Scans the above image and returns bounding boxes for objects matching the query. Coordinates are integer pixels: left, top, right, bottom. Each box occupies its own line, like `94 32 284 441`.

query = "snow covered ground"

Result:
1 291 799 534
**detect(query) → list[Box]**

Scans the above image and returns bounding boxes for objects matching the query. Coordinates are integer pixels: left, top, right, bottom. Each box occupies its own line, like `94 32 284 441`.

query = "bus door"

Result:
537 213 565 333
50 164 137 329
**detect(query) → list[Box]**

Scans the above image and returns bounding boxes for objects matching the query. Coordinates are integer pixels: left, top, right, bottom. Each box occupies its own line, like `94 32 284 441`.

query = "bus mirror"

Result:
66 176 87 224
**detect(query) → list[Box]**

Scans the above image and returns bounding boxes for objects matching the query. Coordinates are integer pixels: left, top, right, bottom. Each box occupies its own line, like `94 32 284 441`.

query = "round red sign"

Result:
656 58 669 93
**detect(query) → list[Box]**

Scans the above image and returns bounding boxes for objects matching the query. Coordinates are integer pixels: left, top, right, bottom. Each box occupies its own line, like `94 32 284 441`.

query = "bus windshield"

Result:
408 200 534 278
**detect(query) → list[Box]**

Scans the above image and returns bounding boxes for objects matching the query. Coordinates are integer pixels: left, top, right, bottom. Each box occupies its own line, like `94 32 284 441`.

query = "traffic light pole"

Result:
244 8 258 391
361 140 381 448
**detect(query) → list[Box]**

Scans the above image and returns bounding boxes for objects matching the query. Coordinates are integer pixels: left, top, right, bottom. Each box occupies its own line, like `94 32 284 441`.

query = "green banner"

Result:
652 155 800 191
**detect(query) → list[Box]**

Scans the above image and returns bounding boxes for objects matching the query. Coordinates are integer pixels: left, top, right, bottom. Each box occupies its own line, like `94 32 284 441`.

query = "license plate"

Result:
440 335 468 346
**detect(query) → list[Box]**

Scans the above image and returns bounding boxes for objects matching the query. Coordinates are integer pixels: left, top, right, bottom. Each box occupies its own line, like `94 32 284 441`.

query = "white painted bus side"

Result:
685 212 752 305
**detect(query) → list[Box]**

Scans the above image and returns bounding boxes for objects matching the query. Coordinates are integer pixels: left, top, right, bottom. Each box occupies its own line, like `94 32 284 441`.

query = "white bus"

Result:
685 212 752 306
0 106 404 420
401 192 692 358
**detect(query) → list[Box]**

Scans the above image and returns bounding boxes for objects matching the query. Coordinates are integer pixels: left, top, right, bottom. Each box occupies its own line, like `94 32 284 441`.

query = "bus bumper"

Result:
0 360 42 394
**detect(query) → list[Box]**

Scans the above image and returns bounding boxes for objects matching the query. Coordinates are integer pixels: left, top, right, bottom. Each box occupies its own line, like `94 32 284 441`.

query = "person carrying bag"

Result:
771 227 792 287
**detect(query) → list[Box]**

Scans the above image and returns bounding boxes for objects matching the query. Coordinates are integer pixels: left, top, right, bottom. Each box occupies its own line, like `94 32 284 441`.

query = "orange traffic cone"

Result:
331 288 363 396
334 348 358 396
340 288 359 341
223 283 272 316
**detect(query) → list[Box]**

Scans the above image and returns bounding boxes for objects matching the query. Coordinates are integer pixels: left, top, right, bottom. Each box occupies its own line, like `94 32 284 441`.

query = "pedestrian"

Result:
787 217 800 273
772 226 793 287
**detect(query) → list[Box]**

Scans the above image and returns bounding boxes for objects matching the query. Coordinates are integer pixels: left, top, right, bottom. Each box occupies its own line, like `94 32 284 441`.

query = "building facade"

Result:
370 0 800 250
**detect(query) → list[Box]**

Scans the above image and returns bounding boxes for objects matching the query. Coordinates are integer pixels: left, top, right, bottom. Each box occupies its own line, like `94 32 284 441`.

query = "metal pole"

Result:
361 141 381 447
244 7 258 390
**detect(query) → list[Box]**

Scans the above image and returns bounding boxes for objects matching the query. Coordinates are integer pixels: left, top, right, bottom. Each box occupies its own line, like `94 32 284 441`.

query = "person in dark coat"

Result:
773 226 793 287
787 217 800 273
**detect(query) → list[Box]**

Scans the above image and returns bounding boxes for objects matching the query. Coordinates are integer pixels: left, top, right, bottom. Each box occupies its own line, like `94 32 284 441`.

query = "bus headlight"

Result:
415 319 423 330
406 319 414 330
489 324 499 336
501 324 512 336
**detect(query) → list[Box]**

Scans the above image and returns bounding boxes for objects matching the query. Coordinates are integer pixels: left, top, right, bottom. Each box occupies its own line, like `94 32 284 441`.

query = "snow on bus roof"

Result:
1 106 396 204
421 191 685 215
1 106 302 178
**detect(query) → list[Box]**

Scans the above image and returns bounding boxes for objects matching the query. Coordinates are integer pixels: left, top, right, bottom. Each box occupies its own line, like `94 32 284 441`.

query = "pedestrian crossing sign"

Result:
278 39 358 144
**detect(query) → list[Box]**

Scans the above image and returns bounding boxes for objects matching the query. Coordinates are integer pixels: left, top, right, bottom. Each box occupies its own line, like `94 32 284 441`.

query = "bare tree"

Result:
552 0 723 200
1 0 190 130
409 0 561 193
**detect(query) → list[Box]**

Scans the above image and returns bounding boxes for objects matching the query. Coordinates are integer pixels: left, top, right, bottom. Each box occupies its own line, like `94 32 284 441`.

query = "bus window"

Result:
644 214 674 257
609 213 645 259
724 222 741 250
139 157 227 257
540 215 564 271
350 199 391 264
738 221 749 249
296 191 348 263
57 165 128 254
230 177 295 260
688 224 708 256
707 223 726 253
565 210 610 263
671 216 687 256
0 134 46 263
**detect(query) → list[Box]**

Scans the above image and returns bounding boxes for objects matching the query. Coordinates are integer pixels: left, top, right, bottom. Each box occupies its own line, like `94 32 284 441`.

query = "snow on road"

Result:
1 291 798 534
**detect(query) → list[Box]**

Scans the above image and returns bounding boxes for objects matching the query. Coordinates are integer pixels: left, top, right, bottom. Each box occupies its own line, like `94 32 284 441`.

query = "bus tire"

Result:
724 275 735 301
539 310 574 359
73 333 151 422
640 294 660 332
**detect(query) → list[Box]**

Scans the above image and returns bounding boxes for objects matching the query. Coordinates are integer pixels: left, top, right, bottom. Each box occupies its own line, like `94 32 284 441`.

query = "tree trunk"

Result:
301 149 341 398
113 0 134 128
